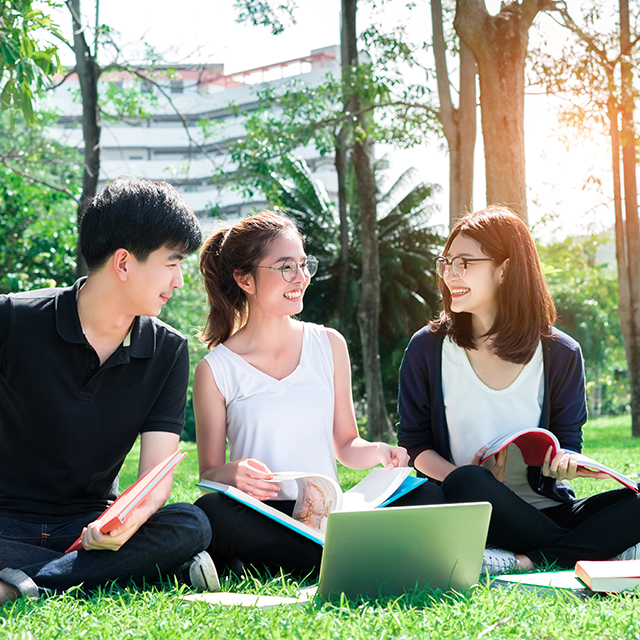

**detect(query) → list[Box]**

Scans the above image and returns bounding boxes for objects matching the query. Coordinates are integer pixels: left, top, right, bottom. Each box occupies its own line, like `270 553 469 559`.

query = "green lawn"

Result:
2 414 640 639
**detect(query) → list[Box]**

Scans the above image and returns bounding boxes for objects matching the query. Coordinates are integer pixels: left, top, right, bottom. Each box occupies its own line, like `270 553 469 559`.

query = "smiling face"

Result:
125 244 186 317
442 234 505 331
249 230 310 316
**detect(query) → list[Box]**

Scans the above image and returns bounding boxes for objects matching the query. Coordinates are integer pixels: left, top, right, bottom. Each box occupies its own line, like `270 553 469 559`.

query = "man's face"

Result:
125 245 186 317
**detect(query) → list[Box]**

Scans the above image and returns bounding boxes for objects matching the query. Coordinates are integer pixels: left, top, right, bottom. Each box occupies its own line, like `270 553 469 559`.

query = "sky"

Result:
47 0 616 241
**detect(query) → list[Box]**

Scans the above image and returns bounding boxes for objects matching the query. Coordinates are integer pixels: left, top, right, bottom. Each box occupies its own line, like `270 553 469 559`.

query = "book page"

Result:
481 428 559 466
290 476 341 532
340 467 412 511
573 454 638 492
480 429 637 493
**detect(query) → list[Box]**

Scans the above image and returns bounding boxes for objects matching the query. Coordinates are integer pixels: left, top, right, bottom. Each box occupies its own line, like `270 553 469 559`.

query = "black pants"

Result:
195 481 446 577
441 465 640 569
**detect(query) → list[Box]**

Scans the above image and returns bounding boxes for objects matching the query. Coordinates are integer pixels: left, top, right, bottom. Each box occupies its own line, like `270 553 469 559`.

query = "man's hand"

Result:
80 509 142 551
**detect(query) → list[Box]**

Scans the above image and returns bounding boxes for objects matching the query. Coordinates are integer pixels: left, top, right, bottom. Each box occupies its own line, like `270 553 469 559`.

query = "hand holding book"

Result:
541 446 611 482
210 458 280 500
65 449 187 553
480 428 638 492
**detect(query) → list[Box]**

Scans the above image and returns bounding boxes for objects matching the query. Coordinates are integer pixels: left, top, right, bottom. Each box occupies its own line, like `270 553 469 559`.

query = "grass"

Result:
2 414 640 639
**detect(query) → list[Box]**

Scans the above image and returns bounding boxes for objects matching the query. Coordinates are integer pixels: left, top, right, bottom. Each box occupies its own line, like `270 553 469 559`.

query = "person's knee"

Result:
160 502 212 551
441 465 494 503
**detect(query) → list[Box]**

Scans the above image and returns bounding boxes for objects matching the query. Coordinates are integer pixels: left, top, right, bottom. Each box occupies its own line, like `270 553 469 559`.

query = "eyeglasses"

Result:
255 256 319 282
434 256 494 278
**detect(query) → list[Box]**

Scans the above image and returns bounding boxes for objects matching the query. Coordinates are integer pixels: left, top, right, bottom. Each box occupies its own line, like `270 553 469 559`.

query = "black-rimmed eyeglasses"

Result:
255 256 319 282
434 256 494 278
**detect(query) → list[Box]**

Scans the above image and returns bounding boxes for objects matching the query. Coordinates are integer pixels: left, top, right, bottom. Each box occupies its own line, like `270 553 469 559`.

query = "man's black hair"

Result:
80 177 203 271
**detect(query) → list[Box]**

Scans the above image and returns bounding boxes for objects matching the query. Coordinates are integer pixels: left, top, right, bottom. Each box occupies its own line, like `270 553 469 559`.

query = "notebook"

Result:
316 501 492 599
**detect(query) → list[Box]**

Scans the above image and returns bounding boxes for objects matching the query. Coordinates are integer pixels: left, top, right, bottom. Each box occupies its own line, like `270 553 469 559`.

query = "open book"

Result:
65 449 187 553
480 427 638 492
197 467 425 546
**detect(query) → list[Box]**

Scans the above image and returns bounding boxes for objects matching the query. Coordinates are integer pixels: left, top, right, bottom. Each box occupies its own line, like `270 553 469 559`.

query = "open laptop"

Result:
316 501 492 600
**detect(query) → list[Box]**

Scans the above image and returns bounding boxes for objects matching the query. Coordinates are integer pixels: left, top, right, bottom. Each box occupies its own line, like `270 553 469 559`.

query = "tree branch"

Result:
550 1 616 72
118 65 221 169
0 158 78 199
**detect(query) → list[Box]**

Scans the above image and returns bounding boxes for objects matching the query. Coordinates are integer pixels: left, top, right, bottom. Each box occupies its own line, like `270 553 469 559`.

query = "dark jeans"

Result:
195 480 446 577
441 465 640 569
0 503 212 598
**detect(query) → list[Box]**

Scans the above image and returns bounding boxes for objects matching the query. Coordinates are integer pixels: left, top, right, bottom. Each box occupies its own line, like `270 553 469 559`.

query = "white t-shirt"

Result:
203 322 338 500
442 337 558 509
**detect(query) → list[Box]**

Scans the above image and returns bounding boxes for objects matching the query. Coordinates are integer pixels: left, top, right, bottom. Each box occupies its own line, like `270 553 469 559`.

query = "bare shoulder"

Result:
323 326 350 370
194 357 223 399
323 326 347 349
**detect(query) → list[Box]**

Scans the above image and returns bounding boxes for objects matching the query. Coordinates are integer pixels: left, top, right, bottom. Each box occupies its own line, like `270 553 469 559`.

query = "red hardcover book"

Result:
65 449 187 553
575 560 640 592
480 427 637 492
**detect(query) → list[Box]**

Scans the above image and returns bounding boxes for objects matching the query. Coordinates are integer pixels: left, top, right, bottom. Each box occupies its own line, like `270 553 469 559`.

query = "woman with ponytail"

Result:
194 211 444 577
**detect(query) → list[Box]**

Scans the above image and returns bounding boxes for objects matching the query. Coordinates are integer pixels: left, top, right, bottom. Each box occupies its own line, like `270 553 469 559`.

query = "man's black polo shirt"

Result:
0 279 189 522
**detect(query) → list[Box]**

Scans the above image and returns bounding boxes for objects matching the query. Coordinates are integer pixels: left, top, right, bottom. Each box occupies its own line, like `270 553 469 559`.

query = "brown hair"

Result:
431 206 556 364
199 211 300 348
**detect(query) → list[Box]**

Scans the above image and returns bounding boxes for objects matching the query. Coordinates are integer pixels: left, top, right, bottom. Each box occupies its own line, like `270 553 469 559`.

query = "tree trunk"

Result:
334 125 350 340
341 0 393 441
454 0 548 223
68 0 101 277
431 0 476 228
619 0 640 435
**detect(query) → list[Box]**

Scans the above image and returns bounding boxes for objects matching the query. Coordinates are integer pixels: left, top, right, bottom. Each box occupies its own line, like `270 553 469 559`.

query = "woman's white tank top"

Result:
203 322 338 499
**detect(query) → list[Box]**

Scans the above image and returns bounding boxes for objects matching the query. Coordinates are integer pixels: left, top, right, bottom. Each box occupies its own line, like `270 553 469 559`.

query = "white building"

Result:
46 46 340 229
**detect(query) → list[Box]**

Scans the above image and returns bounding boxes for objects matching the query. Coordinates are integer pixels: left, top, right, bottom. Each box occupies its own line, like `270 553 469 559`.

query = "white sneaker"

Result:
610 543 640 561
480 547 519 575
179 551 221 592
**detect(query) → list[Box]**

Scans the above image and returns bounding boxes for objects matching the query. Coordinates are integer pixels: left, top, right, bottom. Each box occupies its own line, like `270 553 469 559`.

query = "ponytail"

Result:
199 227 247 347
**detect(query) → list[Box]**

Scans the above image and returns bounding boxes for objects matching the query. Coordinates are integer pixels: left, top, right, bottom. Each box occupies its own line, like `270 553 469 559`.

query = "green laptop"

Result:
317 502 492 599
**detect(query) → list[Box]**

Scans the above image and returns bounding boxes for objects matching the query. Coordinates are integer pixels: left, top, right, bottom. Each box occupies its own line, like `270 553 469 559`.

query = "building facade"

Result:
47 46 340 229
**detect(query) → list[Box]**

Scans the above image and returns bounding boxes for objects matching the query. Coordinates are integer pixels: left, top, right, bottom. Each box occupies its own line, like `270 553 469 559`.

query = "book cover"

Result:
182 591 312 608
65 449 187 553
575 560 640 592
480 427 638 492
196 479 326 545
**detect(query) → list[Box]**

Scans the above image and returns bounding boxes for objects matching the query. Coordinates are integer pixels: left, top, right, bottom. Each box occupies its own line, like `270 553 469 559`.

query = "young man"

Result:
0 177 217 604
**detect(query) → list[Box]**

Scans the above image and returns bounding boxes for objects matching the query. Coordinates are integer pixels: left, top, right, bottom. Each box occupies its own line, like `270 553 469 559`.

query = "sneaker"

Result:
610 543 640 561
480 547 519 575
180 551 220 592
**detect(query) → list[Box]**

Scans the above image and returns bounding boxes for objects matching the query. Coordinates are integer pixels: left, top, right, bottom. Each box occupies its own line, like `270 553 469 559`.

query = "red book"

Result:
575 560 640 592
480 427 638 492
65 449 187 553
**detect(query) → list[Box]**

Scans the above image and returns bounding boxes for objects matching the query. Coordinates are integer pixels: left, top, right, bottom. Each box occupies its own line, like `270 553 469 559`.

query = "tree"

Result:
0 110 80 293
341 0 392 440
454 0 553 222
538 233 628 416
60 1 195 276
431 0 477 226
531 2 640 433
65 0 100 276
0 0 61 125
